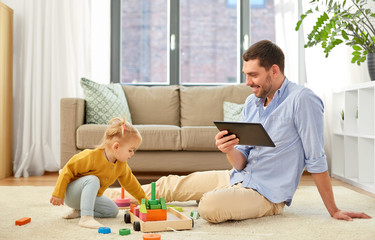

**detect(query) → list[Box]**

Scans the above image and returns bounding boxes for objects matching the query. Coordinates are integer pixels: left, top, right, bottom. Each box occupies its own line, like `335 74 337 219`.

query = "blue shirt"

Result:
232 78 328 206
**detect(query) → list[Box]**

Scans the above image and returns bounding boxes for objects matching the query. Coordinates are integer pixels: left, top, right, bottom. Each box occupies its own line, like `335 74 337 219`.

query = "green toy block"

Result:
148 199 159 205
139 199 147 213
149 204 162 209
166 205 182 212
160 198 167 210
151 182 156 200
190 210 200 220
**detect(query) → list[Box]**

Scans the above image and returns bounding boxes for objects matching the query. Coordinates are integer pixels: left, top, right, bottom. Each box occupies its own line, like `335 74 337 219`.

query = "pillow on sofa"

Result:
80 78 132 124
223 101 243 122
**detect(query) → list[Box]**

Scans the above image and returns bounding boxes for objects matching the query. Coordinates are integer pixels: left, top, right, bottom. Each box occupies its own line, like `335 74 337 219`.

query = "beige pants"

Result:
105 170 284 223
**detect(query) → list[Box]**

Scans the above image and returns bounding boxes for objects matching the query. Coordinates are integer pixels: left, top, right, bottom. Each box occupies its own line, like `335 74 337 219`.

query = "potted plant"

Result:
295 0 375 80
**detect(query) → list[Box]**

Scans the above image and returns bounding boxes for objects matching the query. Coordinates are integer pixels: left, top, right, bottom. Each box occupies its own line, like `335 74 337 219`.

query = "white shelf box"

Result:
358 87 375 136
344 136 358 179
332 134 345 177
332 92 345 134
344 90 358 135
358 138 375 184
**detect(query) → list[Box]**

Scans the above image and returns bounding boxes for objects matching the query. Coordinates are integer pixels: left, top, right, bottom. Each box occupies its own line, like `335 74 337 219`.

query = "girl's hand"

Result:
50 196 64 206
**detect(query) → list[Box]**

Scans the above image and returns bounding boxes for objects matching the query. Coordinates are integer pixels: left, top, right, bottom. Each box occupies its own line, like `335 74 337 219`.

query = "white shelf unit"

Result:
332 81 375 194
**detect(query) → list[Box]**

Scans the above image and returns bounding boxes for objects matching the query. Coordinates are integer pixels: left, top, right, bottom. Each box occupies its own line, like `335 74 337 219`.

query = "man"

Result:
106 40 371 223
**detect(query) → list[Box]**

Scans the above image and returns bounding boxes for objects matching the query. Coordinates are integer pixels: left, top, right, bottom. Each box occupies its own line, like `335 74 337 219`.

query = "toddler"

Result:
50 117 146 229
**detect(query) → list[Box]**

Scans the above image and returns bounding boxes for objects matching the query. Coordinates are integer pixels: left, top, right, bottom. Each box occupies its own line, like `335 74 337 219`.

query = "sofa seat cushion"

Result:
135 125 182 151
180 84 252 126
122 85 180 126
181 126 219 151
76 124 182 151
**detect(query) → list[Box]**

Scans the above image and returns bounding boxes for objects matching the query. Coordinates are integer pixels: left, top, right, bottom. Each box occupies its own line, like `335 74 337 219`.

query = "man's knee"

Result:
198 192 225 223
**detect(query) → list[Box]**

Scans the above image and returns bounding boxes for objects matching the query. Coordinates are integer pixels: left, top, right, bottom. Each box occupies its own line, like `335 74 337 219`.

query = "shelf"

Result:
331 82 375 194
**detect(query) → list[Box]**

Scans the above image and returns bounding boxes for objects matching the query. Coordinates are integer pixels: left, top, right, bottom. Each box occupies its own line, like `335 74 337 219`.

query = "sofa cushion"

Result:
122 85 180 126
135 125 182 151
80 78 132 124
180 84 251 126
223 101 244 122
76 124 182 151
181 126 219 151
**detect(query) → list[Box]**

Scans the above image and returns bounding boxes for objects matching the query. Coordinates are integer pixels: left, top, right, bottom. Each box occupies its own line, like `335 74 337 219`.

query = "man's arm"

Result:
215 130 246 170
311 171 371 221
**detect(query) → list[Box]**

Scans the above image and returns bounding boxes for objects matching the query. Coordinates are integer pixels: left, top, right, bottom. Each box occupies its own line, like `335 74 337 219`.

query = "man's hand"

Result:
50 196 64 206
332 210 371 221
215 130 239 154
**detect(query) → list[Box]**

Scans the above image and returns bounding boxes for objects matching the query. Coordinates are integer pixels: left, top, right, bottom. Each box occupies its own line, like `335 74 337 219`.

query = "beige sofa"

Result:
60 84 252 182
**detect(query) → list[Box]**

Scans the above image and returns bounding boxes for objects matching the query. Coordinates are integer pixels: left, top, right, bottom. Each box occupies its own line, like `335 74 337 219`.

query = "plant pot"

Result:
340 119 344 132
367 53 375 81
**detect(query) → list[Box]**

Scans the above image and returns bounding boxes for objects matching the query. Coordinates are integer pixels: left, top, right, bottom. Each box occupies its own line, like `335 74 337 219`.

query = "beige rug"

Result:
1 186 374 240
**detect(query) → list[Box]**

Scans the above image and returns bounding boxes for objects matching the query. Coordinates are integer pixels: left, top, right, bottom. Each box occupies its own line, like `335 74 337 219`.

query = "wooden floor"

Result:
0 171 374 199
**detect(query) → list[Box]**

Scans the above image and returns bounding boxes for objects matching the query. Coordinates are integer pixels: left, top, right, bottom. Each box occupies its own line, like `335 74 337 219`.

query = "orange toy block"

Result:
143 233 161 240
139 209 167 222
15 217 31 226
130 203 137 213
146 209 167 221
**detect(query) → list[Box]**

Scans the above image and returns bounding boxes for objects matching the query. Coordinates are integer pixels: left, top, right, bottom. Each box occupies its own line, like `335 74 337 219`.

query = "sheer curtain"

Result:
3 0 92 177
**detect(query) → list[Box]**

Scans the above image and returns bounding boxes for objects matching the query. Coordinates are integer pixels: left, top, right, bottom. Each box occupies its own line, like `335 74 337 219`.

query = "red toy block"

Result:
139 212 147 222
134 206 139 217
130 203 137 213
15 217 31 226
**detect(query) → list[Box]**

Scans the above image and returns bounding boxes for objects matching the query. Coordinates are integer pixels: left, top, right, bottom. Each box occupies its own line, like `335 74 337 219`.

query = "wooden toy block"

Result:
143 233 161 240
166 206 182 212
139 204 147 213
148 199 159 205
98 227 111 234
146 209 167 221
130 203 137 213
15 217 31 226
190 210 200 220
160 198 167 210
115 187 131 208
119 228 131 235
115 198 130 207
151 182 156 200
134 206 140 216
149 204 162 209
139 212 147 222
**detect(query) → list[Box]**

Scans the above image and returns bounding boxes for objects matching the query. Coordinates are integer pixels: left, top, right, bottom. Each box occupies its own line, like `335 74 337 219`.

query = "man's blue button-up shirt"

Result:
232 78 328 206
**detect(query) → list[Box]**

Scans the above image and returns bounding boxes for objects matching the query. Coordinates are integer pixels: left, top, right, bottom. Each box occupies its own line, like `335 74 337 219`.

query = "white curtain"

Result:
3 0 92 177
274 0 302 85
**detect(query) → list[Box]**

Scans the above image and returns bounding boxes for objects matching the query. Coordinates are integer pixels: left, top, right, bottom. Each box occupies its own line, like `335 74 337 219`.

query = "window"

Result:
111 0 276 85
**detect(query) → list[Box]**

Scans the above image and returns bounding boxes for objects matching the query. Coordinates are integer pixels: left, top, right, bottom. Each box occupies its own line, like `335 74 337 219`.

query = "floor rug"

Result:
1 186 374 240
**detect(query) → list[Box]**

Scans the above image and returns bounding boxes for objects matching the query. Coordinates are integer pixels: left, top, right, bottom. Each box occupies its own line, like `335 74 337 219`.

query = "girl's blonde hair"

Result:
97 117 142 149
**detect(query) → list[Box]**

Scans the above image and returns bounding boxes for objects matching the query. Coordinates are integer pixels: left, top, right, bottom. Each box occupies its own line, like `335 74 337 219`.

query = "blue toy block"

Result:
98 227 111 234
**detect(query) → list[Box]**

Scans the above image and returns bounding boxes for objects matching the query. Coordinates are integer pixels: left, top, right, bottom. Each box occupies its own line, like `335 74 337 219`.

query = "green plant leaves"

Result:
296 0 375 65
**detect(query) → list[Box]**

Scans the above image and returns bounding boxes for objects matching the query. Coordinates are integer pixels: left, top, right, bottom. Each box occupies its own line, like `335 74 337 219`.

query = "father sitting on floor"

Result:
106 40 371 223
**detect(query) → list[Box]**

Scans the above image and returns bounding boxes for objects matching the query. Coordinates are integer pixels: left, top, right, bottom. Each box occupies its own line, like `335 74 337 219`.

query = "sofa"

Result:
60 84 252 183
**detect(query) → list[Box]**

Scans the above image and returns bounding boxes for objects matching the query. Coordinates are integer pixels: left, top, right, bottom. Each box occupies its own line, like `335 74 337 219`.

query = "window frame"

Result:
111 0 250 85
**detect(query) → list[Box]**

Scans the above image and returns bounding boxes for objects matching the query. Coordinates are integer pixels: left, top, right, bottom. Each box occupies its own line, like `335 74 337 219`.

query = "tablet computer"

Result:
213 121 275 147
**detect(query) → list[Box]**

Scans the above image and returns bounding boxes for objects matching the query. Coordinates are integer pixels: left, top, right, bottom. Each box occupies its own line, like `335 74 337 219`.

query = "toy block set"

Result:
133 182 167 222
123 182 193 233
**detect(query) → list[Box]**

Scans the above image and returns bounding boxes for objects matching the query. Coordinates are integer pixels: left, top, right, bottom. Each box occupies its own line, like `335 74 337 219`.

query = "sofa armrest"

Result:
60 98 85 168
